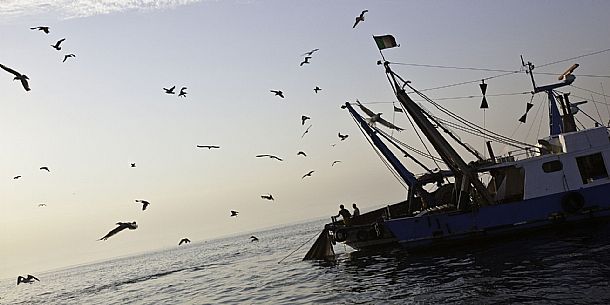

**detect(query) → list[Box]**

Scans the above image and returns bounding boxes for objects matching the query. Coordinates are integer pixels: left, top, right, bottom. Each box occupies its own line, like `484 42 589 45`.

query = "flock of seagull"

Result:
6 9 372 286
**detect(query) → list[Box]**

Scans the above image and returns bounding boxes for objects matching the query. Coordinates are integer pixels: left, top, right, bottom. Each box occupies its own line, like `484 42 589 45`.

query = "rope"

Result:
278 229 322 264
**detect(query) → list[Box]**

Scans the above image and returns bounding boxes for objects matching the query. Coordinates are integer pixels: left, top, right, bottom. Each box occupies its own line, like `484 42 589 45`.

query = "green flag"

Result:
374 35 398 50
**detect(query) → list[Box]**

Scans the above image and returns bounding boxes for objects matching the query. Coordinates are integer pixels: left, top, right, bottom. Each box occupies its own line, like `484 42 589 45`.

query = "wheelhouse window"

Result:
542 160 563 173
576 153 608 184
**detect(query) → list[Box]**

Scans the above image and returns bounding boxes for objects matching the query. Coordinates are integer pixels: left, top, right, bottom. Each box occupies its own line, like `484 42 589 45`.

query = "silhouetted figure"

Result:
301 49 319 56
17 275 39 285
131 163 136 168
261 194 274 201
336 204 352 224
270 90 284 98
353 10 368 28
51 38 65 50
352 203 360 218
230 210 239 217
256 154 283 161
332 160 341 166
338 133 349 141
300 56 311 66
250 235 259 242
0 63 30 91
135 199 150 211
301 124 312 138
301 115 310 125
197 145 220 149
63 54 75 62
313 86 321 93
178 87 187 97
13 175 21 179
30 26 49 34
302 170 314 179
179 238 191 245
99 222 137 240
163 86 176 94
39 166 50 172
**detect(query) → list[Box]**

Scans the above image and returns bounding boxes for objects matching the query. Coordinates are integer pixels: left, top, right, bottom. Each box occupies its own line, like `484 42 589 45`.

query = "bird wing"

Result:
353 19 360 28
99 223 128 240
56 38 65 46
356 101 377 117
179 239 186 245
361 10 368 16
0 63 21 77
142 202 149 210
376 116 404 131
27 275 40 281
20 78 30 91
17 276 25 284
271 156 283 161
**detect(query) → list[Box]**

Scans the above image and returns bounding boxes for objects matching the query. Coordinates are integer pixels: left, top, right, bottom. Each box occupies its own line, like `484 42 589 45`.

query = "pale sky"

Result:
1 0 610 279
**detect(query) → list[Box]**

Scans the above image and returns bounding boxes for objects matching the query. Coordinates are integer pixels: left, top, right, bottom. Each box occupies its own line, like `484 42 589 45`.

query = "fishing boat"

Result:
304 42 610 259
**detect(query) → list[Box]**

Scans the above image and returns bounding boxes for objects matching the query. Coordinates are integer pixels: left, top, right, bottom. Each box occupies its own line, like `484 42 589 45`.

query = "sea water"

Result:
2 219 610 304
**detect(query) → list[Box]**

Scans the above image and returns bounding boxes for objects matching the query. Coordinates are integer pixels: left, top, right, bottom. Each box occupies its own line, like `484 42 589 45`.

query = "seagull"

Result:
301 124 312 138
99 222 137 241
30 26 49 34
301 49 319 56
163 86 176 94
353 10 368 28
261 194 274 201
332 160 342 166
256 154 283 161
135 199 150 211
270 90 284 98
250 235 259 242
62 54 75 62
301 115 310 126
40 166 50 172
297 151 307 157
338 133 349 141
302 170 315 179
131 163 136 168
0 63 31 91
300 56 311 66
13 175 21 179
356 101 404 131
179 238 191 245
178 87 187 97
51 38 65 50
313 86 321 93
17 275 40 285
38 203 46 207
197 145 220 149
230 210 239 217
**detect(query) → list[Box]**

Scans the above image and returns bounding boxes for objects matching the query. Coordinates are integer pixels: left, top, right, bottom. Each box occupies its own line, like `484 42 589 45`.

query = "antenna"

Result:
521 55 536 90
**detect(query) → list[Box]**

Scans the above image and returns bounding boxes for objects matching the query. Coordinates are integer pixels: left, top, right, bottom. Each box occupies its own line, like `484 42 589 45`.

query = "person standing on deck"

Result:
336 204 352 225
352 203 360 218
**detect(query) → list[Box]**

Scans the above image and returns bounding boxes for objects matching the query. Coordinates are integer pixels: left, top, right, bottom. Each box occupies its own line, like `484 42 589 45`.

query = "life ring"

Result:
356 230 369 241
561 192 585 214
334 229 347 242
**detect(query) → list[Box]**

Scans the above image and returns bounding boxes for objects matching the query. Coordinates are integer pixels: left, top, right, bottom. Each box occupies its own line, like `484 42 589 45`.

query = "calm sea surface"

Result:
2 219 610 304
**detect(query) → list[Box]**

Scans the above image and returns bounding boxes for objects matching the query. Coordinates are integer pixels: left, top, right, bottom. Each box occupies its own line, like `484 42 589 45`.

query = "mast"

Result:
344 102 435 205
384 62 494 205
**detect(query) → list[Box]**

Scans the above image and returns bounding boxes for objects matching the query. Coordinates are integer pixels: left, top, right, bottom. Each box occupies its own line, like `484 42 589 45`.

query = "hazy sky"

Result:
1 0 610 279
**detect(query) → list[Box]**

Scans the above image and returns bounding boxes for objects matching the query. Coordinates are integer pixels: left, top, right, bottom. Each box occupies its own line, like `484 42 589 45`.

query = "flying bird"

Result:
135 199 150 211
261 194 274 201
300 56 311 66
230 210 239 217
301 49 319 56
250 235 259 242
178 87 187 97
39 166 50 172
30 26 49 34
0 63 31 91
51 38 65 50
99 222 138 241
301 124 312 138
270 90 284 98
313 86 321 93
256 154 283 161
163 86 176 94
13 175 21 179
353 10 368 28
62 54 75 62
332 160 342 166
356 101 404 131
179 238 191 245
131 163 136 168
301 115 310 125
197 145 220 149
302 170 315 179
38 203 46 207
297 151 307 157
17 275 40 285
338 133 349 141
